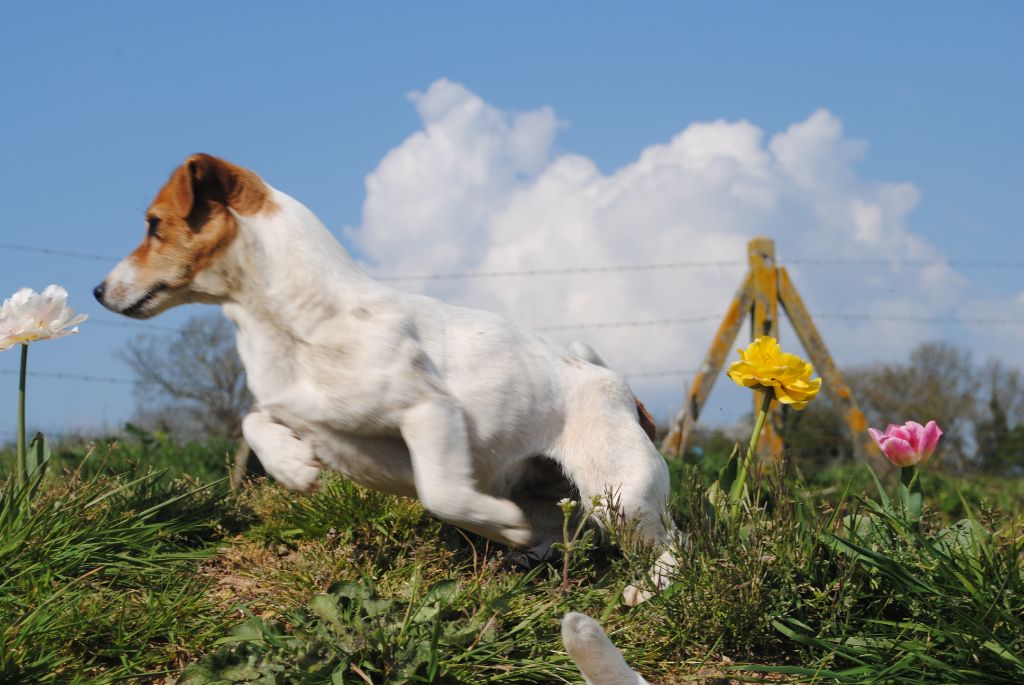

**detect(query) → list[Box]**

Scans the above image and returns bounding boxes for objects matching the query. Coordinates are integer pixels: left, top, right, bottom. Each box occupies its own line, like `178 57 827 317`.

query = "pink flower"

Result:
868 421 943 467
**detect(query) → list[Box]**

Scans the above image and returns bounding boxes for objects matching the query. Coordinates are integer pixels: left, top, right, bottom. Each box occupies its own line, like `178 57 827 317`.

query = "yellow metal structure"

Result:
662 237 878 466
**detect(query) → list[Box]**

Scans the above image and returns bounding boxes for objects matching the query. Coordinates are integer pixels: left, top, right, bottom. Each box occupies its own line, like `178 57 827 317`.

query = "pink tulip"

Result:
868 421 943 467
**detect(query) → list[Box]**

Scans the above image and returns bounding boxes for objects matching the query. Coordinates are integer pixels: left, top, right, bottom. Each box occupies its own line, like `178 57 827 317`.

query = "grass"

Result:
0 432 1021 683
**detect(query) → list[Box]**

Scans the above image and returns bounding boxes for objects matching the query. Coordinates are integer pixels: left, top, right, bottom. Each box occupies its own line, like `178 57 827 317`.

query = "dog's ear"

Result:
167 161 196 219
171 153 271 221
636 398 657 442
167 154 224 220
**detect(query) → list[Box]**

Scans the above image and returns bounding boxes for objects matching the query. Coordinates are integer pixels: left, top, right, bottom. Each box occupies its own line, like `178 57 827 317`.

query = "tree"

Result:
974 360 1024 474
782 394 857 470
782 342 1004 472
120 314 250 440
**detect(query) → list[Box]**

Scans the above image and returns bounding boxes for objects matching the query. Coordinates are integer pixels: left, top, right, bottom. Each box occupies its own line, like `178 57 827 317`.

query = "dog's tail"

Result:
568 342 657 442
561 612 649 685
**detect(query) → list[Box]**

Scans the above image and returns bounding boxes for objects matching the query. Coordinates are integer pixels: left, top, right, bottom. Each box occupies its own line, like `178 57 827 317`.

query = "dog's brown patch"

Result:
126 154 277 290
636 398 657 442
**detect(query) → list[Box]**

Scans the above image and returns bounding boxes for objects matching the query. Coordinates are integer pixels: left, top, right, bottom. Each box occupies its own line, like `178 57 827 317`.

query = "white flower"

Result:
0 285 87 351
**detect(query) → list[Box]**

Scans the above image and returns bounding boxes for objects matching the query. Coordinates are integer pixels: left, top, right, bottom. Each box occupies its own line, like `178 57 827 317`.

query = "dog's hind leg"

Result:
400 397 534 547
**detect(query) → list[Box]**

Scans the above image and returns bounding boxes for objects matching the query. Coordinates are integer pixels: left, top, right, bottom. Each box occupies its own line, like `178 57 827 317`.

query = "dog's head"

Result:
95 153 275 318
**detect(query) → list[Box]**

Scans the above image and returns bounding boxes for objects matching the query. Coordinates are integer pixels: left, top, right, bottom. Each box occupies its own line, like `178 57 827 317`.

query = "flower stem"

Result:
16 343 27 488
730 390 773 519
561 513 571 590
899 465 922 529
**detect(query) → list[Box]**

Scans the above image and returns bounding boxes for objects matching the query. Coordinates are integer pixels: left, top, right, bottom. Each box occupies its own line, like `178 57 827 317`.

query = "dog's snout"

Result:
93 282 106 303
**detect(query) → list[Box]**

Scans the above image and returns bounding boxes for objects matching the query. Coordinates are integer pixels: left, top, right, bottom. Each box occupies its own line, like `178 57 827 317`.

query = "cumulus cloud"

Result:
346 79 1023 421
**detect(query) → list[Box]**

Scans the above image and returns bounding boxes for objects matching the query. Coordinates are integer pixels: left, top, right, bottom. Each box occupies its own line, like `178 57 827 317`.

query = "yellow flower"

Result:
727 336 821 410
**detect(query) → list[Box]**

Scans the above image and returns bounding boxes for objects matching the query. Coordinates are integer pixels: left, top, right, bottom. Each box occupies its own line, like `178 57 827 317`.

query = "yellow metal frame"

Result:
662 237 879 465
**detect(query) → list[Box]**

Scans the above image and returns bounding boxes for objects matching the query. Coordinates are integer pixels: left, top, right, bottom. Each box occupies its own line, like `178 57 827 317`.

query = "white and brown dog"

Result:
95 154 677 604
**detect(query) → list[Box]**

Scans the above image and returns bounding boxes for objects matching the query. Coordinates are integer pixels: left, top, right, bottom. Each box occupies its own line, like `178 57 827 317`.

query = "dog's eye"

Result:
146 216 161 239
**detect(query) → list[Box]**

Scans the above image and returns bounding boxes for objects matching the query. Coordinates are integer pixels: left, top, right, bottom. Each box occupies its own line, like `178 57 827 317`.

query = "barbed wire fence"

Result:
2 241 1022 391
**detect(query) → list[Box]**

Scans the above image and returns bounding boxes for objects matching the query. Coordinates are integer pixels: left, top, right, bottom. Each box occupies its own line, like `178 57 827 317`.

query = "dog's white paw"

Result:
561 611 605 652
259 444 321 492
273 458 321 492
480 496 534 547
621 584 653 607
242 413 322 492
562 612 649 684
441 494 533 547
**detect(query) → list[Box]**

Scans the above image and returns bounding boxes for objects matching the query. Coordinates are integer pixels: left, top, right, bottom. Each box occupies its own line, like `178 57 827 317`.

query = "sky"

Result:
1 2 1022 438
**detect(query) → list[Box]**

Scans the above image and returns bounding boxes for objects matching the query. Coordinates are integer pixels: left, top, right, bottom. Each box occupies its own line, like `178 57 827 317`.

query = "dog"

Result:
95 154 678 604
562 613 650 684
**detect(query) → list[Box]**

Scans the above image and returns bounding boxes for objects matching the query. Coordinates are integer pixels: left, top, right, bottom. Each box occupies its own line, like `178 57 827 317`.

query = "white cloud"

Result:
347 79 1020 421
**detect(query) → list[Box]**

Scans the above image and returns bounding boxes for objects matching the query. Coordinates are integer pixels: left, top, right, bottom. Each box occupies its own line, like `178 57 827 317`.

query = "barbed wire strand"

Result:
0 366 693 386
533 315 721 332
815 314 1024 325
88 319 180 333
787 258 1024 269
3 241 1023 279
6 312 1019 387
0 369 134 385
0 242 116 263
79 310 1024 342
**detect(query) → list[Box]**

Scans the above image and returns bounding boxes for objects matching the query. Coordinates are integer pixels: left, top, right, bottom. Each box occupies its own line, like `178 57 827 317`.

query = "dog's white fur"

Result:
562 613 649 684
98 161 677 604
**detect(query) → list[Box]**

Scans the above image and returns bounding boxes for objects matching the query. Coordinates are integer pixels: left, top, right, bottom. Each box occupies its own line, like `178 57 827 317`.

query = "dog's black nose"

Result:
93 283 106 303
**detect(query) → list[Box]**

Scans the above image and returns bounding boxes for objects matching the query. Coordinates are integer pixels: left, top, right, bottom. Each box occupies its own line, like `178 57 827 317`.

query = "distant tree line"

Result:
121 314 250 441
774 341 1023 474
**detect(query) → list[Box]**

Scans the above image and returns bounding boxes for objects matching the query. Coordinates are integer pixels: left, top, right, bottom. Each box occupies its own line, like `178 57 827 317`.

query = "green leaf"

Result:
213 617 267 645
983 640 1024 669
221 664 262 681
839 512 875 540
899 466 922 525
309 593 343 627
423 579 457 604
329 580 373 602
936 517 989 558
717 444 740 498
362 597 393 617
864 461 892 510
26 432 50 478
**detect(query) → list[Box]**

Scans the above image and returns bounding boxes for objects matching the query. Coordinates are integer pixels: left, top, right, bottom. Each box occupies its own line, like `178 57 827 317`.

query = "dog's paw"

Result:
261 448 321 492
482 497 534 547
561 612 606 653
458 495 533 547
283 462 321 492
622 584 653 607
500 521 535 548
562 612 650 684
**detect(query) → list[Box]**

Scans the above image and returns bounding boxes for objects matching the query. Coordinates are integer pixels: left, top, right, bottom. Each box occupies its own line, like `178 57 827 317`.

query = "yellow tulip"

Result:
727 336 821 410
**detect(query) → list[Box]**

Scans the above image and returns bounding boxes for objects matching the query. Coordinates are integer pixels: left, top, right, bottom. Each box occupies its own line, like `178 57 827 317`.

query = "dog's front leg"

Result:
242 412 321 491
400 398 533 547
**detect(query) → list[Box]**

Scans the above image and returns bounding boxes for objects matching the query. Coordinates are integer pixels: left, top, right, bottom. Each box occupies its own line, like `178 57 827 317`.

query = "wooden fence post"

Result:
663 237 875 466
747 238 784 463
777 267 883 467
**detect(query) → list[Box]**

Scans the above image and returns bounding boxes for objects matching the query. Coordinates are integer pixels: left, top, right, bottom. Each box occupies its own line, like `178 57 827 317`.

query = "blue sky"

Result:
1 2 1021 436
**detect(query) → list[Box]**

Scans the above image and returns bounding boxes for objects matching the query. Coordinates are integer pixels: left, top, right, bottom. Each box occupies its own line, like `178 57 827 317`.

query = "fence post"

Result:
663 236 873 468
747 238 784 463
777 267 882 467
